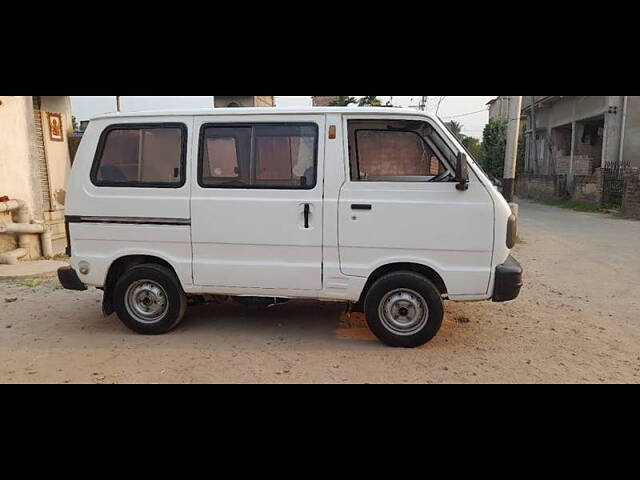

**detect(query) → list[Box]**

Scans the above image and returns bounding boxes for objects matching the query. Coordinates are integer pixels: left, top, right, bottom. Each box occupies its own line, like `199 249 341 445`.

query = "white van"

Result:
58 107 522 347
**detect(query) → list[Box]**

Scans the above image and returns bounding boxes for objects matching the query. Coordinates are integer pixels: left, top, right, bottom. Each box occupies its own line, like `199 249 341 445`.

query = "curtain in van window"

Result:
139 128 182 183
357 130 430 178
205 137 239 178
199 124 317 188
95 127 183 185
254 125 316 187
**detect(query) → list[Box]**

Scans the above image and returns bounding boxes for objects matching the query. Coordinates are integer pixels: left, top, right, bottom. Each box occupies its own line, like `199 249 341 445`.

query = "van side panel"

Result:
65 116 193 288
69 223 193 287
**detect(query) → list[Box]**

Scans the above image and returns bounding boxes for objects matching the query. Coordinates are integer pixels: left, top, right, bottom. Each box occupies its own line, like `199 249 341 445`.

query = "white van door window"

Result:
348 120 454 182
254 125 317 188
205 137 239 178
356 130 442 180
199 124 317 189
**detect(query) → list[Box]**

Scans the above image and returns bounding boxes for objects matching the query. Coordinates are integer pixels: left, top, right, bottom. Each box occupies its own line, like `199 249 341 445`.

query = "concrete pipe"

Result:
0 248 27 265
0 200 25 214
0 223 46 234
0 199 54 260
41 229 54 258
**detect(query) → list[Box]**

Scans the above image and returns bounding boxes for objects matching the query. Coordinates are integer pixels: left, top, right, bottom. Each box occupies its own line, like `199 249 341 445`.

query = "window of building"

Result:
348 120 452 182
92 124 186 187
199 123 318 189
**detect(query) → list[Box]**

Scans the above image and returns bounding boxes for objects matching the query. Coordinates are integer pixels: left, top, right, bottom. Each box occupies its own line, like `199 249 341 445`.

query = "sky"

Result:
70 96 495 139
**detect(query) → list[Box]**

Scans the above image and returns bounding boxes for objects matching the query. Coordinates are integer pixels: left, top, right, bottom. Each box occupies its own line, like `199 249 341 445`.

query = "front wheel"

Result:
112 264 187 335
364 271 443 348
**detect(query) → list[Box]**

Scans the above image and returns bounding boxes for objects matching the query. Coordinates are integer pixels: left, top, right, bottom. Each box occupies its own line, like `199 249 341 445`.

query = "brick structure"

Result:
622 167 640 219
312 96 339 107
516 174 558 201
516 167 603 206
573 169 603 204
554 155 593 176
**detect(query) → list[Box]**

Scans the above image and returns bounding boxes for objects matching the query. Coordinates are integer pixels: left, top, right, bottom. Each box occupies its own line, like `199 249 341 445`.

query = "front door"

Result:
191 115 325 290
338 116 494 296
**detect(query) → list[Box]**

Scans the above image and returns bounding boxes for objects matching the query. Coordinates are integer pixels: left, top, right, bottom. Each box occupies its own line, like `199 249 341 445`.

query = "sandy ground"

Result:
1 198 640 384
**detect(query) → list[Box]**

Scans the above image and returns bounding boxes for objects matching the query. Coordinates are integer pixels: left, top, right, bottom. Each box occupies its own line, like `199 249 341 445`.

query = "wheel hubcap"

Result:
378 288 429 336
125 280 169 324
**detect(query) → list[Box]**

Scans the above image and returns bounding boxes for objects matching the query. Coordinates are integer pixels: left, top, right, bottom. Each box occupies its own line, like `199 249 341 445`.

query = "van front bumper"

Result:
57 266 87 291
492 255 523 302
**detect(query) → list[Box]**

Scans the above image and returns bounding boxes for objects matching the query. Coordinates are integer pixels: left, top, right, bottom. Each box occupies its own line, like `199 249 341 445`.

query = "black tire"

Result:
364 271 443 348
112 263 187 335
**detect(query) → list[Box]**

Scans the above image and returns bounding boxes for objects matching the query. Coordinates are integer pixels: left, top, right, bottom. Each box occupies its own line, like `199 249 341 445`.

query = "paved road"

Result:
1 198 639 383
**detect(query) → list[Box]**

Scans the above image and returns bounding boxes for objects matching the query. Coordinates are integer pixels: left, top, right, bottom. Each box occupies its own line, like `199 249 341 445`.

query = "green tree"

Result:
481 119 507 177
463 136 482 160
329 96 357 106
444 120 469 144
357 96 383 107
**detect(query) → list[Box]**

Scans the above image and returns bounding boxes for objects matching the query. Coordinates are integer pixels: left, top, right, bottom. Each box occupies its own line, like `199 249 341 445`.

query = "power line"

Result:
440 107 489 119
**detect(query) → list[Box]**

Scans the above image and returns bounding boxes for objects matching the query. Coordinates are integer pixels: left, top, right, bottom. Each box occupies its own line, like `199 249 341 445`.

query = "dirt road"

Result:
1 198 639 383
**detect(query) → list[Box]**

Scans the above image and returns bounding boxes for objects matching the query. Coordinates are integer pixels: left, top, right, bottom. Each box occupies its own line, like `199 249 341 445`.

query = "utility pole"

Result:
420 96 428 111
116 96 121 112
503 96 523 204
530 96 537 172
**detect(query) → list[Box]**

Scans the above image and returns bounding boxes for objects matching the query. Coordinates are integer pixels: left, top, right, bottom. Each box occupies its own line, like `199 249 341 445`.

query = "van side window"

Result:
92 124 186 187
201 126 252 186
199 123 318 189
348 120 451 182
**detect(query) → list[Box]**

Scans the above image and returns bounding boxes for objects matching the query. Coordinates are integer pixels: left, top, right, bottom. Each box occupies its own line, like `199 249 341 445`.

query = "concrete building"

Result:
0 96 72 260
516 96 640 213
520 96 635 173
312 96 340 107
487 96 510 122
214 96 275 108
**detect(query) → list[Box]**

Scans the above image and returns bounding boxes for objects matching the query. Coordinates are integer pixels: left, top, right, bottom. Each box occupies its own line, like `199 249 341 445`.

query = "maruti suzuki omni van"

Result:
58 107 523 348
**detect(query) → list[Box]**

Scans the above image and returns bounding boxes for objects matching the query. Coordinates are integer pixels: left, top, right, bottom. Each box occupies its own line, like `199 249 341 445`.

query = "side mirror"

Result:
455 152 469 191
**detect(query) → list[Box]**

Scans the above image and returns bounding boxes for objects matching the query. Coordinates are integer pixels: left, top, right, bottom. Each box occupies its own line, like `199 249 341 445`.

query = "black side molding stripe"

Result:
66 216 190 226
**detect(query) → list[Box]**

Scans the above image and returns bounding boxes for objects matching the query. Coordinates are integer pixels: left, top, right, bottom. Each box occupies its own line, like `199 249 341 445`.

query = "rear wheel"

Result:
113 264 186 335
364 271 443 348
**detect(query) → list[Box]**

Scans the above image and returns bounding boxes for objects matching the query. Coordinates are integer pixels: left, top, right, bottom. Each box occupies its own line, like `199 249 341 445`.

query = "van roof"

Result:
90 107 437 121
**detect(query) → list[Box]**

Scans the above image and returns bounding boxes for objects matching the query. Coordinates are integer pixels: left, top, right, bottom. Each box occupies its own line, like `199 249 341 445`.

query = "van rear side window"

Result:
91 124 186 187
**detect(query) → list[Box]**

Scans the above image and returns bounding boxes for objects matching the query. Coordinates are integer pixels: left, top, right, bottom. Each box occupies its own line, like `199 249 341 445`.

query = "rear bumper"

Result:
492 255 523 302
57 266 87 291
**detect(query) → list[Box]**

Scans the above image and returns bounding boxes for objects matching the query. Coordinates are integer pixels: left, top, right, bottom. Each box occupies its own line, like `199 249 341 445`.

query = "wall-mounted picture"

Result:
47 112 64 142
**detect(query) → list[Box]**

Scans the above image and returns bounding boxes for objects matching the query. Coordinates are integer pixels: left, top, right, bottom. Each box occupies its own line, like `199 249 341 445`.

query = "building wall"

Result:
39 96 73 214
312 96 339 107
622 167 640 218
0 96 42 218
524 96 615 175
623 96 640 167
488 97 509 122
0 96 71 258
255 96 275 107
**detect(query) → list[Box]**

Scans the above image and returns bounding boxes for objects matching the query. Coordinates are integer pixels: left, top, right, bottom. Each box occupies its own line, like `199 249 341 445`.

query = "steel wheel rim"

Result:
124 279 169 324
378 288 429 336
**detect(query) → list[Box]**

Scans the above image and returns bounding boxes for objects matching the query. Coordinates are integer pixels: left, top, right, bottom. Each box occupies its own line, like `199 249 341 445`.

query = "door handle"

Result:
351 204 372 210
304 203 310 229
